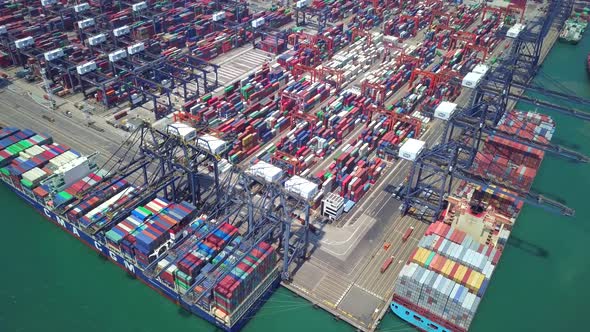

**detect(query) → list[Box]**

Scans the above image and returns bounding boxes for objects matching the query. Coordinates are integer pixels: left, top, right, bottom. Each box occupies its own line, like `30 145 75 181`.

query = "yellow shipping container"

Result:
454 265 467 283
410 248 422 263
441 259 452 277
419 248 431 266
414 248 426 266
411 248 424 265
445 261 456 278
474 272 485 291
466 271 479 291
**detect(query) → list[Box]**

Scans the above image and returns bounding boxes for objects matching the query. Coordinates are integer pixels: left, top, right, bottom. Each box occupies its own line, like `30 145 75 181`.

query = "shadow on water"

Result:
530 187 568 205
551 137 581 151
178 307 192 318
506 235 549 259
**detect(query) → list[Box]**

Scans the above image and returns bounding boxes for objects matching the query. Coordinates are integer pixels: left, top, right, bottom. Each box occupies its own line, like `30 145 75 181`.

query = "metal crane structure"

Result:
140 158 311 308
399 0 587 222
295 5 329 33
5 0 221 117
56 122 224 236
60 120 312 307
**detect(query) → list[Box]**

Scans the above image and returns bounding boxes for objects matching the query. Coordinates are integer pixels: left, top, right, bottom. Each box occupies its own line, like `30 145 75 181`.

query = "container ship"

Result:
0 127 280 332
390 110 555 331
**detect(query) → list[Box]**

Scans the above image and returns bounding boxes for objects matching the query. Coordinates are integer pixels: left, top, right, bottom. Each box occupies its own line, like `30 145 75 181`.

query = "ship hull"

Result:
1 180 279 332
390 301 445 332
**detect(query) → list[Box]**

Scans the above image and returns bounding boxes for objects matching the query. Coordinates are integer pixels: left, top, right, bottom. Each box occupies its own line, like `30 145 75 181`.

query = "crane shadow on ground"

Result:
0 77 13 89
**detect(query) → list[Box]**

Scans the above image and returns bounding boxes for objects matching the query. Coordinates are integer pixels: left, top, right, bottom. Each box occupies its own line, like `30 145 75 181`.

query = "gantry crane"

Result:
398 0 585 222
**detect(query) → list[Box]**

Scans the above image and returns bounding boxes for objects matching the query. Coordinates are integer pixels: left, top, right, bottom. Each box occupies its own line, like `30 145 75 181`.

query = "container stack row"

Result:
470 109 555 192
393 220 502 331
383 4 435 39
160 64 291 164
461 182 525 218
0 1 292 104
360 51 417 103
0 130 94 198
394 262 481 330
132 201 197 267
214 241 277 317
281 80 334 113
105 198 170 253
176 222 240 285
321 32 383 86
63 178 131 224
325 141 386 203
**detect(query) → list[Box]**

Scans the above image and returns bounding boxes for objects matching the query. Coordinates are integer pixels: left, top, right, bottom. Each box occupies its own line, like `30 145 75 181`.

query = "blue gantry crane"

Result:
398 0 588 222
295 3 329 33
137 144 311 310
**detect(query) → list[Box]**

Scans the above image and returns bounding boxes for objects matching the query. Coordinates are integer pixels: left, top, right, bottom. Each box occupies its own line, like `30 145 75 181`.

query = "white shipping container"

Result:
132 1 147 11
44 48 64 61
88 33 107 46
462 72 483 88
248 161 283 182
77 18 95 29
168 123 197 141
108 49 127 62
15 36 34 49
434 101 458 121
398 138 426 161
74 2 90 13
76 61 97 75
113 25 131 37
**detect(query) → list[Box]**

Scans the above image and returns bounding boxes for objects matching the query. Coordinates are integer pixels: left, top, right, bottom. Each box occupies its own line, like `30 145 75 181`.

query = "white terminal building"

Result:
322 192 345 221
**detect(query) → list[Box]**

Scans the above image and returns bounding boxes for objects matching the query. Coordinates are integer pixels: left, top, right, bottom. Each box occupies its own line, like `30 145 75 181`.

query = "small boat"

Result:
559 17 588 44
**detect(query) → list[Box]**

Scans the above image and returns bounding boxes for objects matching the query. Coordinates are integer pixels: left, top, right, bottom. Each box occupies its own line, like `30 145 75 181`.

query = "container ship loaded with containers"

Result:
390 110 555 332
0 127 280 332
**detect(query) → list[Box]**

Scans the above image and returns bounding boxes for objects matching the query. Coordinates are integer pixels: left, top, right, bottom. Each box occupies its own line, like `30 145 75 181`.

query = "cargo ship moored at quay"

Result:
0 127 280 332
390 110 557 332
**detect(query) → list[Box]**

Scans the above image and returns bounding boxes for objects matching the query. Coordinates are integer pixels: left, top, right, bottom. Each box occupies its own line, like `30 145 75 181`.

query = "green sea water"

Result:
1 40 590 332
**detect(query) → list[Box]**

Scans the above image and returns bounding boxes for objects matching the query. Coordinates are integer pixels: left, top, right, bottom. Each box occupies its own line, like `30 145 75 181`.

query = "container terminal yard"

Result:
0 0 589 331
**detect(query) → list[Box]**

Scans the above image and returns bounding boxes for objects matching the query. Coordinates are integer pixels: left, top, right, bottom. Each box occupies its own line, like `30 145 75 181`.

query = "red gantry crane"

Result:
365 105 422 138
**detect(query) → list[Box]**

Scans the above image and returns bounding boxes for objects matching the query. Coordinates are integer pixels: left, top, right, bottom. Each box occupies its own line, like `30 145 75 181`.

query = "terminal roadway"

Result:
0 85 125 167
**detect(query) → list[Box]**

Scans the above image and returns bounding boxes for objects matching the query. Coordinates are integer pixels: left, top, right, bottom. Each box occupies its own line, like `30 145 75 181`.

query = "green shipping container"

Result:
59 191 73 201
425 251 436 267
137 206 152 217
20 178 33 188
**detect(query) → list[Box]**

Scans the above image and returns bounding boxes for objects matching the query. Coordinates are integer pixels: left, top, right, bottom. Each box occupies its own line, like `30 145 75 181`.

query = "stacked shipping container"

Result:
393 221 499 330
214 242 277 316
471 110 555 192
